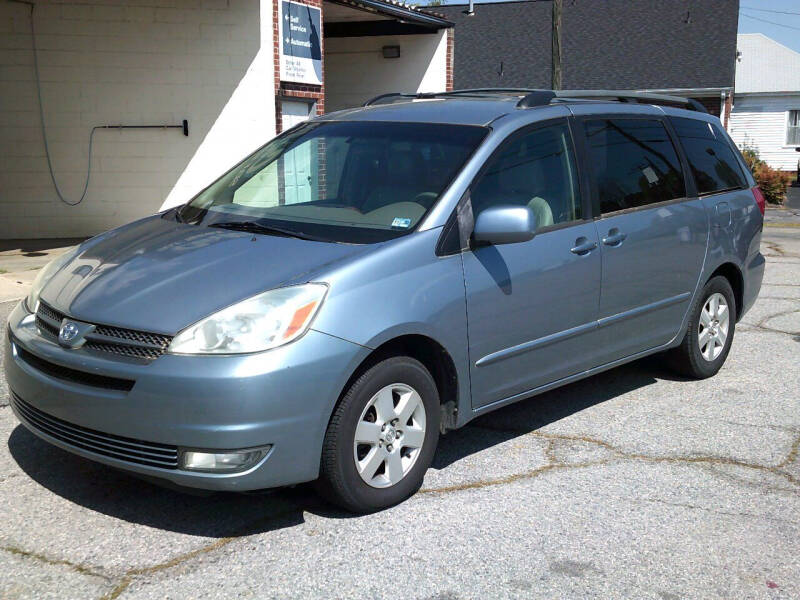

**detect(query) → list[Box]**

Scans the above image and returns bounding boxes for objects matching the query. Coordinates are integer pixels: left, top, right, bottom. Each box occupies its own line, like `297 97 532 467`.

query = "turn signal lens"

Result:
168 284 327 355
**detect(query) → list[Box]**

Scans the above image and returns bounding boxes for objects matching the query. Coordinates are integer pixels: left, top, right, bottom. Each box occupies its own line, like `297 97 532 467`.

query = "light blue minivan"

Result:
5 90 764 512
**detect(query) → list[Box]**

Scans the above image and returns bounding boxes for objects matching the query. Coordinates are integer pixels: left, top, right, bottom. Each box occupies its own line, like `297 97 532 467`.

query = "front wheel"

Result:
668 276 736 379
317 356 440 513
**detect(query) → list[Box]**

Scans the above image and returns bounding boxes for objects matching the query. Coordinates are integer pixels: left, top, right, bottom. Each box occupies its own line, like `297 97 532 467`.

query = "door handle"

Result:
570 237 598 255
602 228 627 246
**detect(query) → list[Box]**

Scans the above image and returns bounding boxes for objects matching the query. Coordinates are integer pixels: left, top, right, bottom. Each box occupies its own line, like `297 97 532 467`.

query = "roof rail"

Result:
363 89 709 114
363 93 413 106
363 88 546 106
517 89 708 113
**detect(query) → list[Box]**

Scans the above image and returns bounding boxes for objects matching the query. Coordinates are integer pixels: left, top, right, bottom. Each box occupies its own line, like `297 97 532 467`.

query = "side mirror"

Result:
472 206 536 246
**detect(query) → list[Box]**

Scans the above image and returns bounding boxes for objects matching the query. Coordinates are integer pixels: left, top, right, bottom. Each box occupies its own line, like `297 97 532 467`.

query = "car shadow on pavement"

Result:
6 356 683 536
432 355 681 470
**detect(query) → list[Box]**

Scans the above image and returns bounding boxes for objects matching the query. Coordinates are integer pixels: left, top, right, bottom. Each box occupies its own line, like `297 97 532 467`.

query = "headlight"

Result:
25 247 79 313
168 284 328 355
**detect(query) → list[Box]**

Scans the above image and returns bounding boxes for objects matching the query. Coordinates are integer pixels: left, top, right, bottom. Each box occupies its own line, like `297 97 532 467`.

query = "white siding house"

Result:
729 34 800 172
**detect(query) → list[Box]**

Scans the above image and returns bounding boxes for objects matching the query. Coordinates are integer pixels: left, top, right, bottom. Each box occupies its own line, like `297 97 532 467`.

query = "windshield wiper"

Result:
208 221 329 242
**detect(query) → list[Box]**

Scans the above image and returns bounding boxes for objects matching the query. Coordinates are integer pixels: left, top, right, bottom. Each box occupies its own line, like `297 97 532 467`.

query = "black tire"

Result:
668 276 736 379
316 356 440 513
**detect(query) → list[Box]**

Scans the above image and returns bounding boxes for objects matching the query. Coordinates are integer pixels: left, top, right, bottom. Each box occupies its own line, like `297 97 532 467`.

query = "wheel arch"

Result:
707 262 744 322
333 334 461 434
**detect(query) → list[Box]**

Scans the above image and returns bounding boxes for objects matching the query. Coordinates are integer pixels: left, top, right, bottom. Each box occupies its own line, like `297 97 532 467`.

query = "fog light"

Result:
180 446 270 473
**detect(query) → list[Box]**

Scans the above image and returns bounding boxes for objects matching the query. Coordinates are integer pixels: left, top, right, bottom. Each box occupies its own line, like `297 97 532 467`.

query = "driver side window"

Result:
471 122 581 230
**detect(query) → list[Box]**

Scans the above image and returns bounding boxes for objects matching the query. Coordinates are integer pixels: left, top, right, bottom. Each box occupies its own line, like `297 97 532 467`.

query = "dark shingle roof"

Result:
438 0 738 91
438 1 553 89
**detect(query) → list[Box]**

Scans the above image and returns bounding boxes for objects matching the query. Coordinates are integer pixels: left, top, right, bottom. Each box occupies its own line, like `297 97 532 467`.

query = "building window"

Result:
788 110 800 146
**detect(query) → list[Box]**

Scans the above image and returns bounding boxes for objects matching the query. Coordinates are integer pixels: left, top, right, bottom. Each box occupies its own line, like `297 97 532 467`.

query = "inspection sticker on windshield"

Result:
391 217 412 229
642 166 659 184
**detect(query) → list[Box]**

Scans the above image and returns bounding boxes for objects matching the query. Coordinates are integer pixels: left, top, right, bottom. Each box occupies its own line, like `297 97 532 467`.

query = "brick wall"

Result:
446 27 453 92
723 92 732 129
692 96 723 118
0 0 275 239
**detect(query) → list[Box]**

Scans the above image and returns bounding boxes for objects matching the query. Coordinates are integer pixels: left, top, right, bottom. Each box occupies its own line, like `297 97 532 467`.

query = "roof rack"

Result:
363 88 708 113
363 89 543 106
519 89 708 113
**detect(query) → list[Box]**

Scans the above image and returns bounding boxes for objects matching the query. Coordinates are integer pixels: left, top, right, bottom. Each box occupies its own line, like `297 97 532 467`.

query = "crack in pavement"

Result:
1 544 112 582
763 241 788 257
21 428 793 599
1 506 300 599
745 307 800 336
647 412 800 436
739 297 800 335
98 505 301 600
8 430 796 600
99 537 237 600
419 429 800 496
697 462 798 497
629 496 800 525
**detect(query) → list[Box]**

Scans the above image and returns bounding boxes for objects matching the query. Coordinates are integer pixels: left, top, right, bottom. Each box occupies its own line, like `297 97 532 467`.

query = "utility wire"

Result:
741 5 800 16
740 12 800 32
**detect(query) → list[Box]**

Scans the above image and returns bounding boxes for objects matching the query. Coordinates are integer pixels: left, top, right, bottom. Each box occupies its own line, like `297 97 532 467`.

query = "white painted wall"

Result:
324 30 448 113
729 94 800 171
0 0 276 239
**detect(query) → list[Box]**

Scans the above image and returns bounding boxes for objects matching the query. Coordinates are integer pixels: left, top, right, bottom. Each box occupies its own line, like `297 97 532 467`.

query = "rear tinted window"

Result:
583 119 685 214
670 117 747 195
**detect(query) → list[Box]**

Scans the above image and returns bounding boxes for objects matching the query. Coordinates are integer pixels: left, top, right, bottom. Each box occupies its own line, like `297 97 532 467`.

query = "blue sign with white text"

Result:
280 0 322 85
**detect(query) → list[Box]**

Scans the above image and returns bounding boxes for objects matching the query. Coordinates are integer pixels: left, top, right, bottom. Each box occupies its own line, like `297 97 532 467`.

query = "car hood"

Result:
40 215 371 334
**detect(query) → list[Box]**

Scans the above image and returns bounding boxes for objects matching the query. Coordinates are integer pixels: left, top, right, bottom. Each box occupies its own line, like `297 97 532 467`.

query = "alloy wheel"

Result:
353 383 426 488
698 292 730 362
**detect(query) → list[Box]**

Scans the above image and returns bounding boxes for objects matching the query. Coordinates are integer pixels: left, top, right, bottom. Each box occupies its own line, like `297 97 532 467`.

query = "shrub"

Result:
739 144 791 205
740 146 763 172
753 163 791 205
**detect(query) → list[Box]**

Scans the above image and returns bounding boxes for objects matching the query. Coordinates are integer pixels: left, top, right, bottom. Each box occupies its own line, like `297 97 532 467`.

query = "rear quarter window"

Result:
669 117 747 195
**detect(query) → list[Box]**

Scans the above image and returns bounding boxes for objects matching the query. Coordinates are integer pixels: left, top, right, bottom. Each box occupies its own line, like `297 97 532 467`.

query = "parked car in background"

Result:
4 90 764 512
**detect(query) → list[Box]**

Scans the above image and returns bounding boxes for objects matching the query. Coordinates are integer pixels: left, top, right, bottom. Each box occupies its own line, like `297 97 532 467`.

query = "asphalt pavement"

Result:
0 239 82 303
787 185 800 210
1 228 798 599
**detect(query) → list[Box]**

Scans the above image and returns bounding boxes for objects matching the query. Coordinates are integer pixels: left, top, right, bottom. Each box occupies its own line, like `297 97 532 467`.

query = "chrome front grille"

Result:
35 302 173 361
11 392 179 469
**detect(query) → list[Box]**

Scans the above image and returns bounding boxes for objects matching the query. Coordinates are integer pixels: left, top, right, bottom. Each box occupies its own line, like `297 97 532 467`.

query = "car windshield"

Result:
176 120 488 243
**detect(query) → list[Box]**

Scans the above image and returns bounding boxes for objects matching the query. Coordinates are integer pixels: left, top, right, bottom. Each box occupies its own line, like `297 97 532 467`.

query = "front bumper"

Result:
4 301 368 491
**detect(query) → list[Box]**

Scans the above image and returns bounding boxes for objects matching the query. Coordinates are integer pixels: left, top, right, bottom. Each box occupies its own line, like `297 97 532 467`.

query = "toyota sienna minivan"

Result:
5 89 764 512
